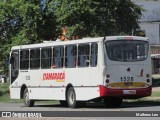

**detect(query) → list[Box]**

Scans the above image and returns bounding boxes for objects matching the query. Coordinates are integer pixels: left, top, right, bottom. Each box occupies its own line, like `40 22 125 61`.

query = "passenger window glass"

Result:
90 43 98 67
78 44 90 67
52 46 64 68
20 50 29 69
30 49 40 69
65 45 77 68
41 48 52 69
10 51 19 84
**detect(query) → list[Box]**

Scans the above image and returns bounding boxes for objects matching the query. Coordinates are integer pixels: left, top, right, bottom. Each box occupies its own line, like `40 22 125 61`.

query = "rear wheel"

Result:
23 88 34 107
67 87 77 108
104 97 122 108
66 87 86 108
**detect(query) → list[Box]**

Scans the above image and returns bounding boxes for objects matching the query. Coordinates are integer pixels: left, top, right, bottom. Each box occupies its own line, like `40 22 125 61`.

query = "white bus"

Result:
9 36 152 108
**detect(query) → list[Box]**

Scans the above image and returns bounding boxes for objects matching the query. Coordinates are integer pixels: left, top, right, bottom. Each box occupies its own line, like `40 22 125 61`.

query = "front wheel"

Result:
23 88 34 107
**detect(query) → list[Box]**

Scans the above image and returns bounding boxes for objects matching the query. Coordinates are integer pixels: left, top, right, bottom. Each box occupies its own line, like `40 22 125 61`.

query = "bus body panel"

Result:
74 87 100 100
10 87 21 99
105 64 152 88
28 88 66 100
15 87 100 101
18 67 100 87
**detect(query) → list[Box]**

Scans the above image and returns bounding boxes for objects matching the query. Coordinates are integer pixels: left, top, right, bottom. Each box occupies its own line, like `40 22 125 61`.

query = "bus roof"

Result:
11 36 149 50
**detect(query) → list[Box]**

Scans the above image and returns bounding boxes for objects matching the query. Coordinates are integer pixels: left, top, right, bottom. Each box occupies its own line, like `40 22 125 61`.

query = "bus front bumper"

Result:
99 85 152 98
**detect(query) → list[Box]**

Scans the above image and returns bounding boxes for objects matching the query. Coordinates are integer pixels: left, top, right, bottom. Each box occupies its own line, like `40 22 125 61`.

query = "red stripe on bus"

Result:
99 85 151 97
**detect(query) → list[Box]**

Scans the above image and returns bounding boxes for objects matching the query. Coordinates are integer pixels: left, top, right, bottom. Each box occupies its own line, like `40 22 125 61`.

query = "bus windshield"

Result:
105 40 149 62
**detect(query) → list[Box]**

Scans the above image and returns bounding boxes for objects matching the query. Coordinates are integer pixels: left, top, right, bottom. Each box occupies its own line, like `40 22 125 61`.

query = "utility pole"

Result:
159 23 160 44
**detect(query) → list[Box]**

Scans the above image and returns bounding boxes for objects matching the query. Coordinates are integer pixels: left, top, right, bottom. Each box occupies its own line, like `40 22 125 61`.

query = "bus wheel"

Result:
23 88 34 107
104 97 122 108
67 87 77 108
59 100 68 107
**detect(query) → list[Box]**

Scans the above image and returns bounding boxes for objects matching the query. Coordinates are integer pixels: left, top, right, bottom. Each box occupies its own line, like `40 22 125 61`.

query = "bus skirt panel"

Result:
99 85 152 98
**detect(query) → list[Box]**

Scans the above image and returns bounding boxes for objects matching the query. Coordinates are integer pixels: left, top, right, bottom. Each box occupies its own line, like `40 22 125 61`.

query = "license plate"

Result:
123 90 136 94
124 82 133 86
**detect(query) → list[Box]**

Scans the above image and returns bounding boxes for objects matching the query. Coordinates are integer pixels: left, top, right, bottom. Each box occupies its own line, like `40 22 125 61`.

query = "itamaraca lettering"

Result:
43 72 65 80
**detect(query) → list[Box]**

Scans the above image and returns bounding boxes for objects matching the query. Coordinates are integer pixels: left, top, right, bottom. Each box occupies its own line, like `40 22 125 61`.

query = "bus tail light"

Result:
147 79 150 83
106 74 110 78
106 79 109 83
146 74 150 78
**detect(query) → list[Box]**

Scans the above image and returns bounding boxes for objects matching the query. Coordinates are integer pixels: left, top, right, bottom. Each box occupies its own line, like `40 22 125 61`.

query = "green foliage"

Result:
0 0 142 74
151 91 160 97
51 0 142 38
0 0 56 43
0 84 22 103
0 0 56 74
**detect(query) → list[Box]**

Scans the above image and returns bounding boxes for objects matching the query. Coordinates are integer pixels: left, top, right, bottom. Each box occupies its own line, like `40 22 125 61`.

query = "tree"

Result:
0 0 57 75
51 0 142 38
0 0 142 75
0 0 57 44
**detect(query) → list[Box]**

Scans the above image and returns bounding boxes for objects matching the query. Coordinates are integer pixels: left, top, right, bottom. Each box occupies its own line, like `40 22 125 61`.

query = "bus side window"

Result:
11 51 19 70
41 48 52 69
30 49 40 69
20 50 29 70
10 51 19 84
52 46 64 68
78 44 90 67
90 43 98 67
65 45 77 68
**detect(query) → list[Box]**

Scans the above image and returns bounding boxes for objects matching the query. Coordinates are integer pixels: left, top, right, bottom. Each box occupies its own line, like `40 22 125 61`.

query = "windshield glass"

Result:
105 40 149 62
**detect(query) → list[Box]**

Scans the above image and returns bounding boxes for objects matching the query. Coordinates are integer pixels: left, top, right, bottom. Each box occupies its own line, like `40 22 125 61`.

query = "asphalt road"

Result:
0 101 160 111
0 101 160 120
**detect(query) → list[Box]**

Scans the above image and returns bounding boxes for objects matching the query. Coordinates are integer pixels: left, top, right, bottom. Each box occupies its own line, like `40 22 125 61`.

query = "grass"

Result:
0 84 23 103
0 84 160 104
151 91 160 97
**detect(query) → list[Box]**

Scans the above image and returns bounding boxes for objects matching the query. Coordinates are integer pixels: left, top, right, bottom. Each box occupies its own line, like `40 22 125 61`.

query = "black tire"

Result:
23 88 34 107
67 87 77 108
59 100 68 107
104 97 122 108
66 87 86 108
